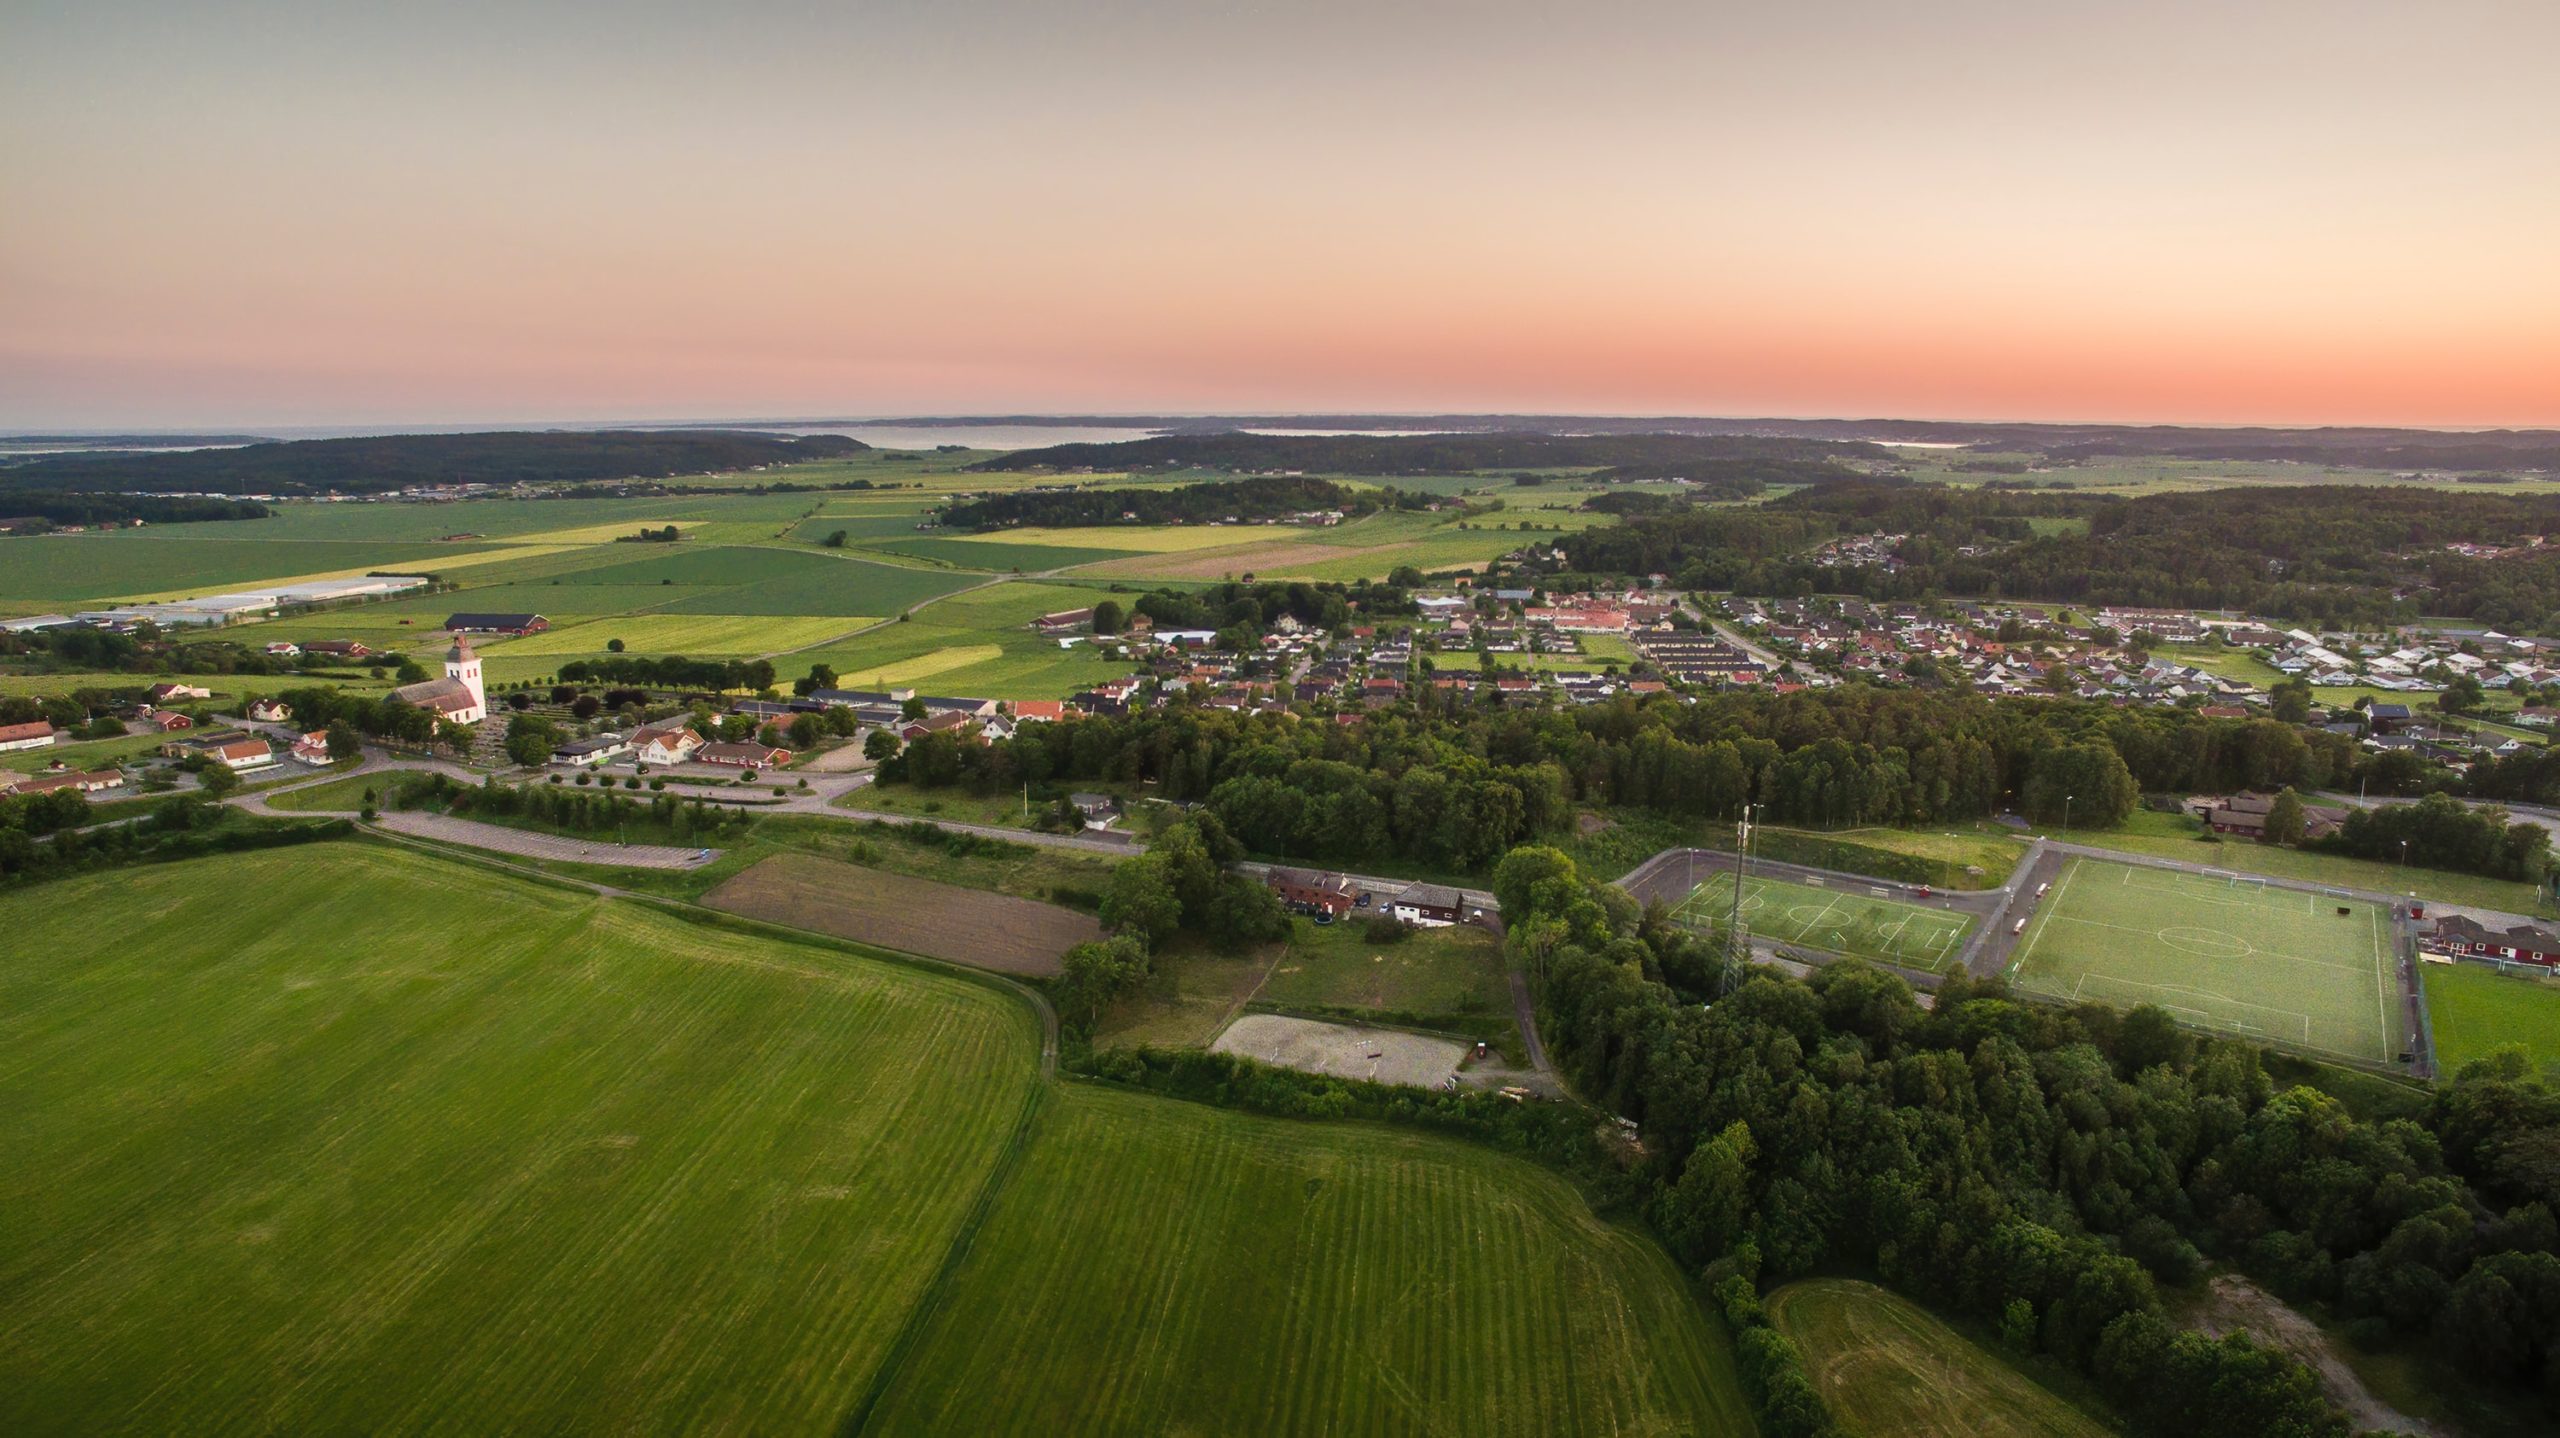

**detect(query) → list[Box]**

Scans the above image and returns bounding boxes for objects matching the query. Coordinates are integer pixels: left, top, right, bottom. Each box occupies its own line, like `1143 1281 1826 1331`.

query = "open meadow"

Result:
2422 960 2560 1076
860 1083 1753 1437
1767 1278 2116 1438
2013 857 2402 1063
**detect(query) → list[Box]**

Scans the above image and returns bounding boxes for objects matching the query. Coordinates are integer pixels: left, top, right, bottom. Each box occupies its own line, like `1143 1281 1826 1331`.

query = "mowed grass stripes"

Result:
0 844 1039 1434
863 1085 1753 1437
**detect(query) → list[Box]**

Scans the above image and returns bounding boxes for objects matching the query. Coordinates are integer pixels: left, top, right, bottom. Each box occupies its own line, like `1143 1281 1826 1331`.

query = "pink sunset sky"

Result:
4 0 2556 429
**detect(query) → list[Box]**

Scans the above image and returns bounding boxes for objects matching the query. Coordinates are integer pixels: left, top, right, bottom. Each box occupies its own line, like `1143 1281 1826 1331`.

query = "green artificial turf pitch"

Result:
2012 857 2400 1062
1675 870 1974 967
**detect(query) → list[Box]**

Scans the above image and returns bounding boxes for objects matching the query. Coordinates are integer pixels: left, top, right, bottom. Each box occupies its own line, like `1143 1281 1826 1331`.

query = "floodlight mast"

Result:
1723 804 1755 997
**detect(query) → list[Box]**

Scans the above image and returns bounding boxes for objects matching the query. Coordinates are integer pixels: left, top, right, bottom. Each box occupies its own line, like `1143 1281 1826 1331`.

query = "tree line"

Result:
0 492 271 527
938 475 1369 529
0 430 865 498
966 430 1879 477
873 684 2546 882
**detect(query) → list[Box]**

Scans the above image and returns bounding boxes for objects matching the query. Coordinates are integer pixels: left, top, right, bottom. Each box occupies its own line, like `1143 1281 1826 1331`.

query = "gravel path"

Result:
372 811 719 869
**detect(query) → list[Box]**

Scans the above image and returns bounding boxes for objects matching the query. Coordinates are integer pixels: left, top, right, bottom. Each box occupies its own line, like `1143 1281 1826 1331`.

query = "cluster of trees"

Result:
386 772 750 842
2320 791 2551 880
557 653 778 692
968 430 1879 477
0 625 324 679
0 493 271 527
1504 846 2560 1433
938 475 1367 529
1 796 349 884
1058 813 1288 1021
1121 577 1416 640
0 430 865 497
272 685 458 748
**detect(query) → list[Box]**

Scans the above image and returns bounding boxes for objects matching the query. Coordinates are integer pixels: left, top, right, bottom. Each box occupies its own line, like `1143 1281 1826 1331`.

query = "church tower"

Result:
445 634 484 713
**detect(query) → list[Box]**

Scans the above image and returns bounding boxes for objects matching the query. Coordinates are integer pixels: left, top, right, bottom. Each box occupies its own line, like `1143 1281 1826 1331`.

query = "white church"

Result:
385 634 488 726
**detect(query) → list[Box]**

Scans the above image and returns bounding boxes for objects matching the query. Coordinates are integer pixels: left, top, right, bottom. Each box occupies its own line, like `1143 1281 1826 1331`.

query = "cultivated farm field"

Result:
704 850 1101 975
861 1083 1754 1437
1767 1278 2114 1438
0 844 1043 1434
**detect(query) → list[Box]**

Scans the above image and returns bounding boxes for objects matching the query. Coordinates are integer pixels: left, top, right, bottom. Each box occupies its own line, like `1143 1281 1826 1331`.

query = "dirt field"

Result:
1210 1013 1466 1088
703 851 1099 976
2188 1274 2437 1436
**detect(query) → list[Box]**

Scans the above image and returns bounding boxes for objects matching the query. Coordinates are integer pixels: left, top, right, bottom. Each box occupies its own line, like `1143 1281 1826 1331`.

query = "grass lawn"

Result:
2014 856 2402 1062
1676 870 1975 968
257 770 391 811
861 1083 1754 1437
0 843 1042 1433
480 612 867 657
0 728 174 776
1257 914 1513 1037
2423 961 2560 1076
1767 1278 2116 1438
2059 809 2552 914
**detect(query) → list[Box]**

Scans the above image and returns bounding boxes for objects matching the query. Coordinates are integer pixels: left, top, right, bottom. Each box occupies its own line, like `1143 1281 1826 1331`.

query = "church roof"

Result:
387 676 476 715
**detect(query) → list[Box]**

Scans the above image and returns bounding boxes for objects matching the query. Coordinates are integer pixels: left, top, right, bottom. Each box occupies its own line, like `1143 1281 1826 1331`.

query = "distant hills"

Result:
966 431 1879 477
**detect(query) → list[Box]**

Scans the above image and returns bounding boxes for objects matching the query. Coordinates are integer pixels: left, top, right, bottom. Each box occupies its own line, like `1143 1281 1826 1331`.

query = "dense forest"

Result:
967 430 1880 476
1562 481 2560 628
1505 842 2560 1435
0 493 272 527
0 430 866 497
937 475 1367 529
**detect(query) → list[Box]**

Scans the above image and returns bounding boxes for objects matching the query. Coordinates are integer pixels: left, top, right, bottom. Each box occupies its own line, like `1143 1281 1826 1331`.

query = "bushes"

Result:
1361 913 1413 944
1714 1277 1838 1438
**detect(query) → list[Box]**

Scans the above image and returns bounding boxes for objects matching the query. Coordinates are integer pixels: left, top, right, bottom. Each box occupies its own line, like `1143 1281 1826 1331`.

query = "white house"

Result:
632 723 704 766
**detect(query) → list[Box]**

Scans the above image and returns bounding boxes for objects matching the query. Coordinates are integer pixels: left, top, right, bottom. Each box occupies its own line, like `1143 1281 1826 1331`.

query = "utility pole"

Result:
1722 803 1755 998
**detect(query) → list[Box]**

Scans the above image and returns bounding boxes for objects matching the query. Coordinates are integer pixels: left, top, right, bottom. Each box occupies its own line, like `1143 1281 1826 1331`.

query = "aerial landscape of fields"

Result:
13 3 2560 1435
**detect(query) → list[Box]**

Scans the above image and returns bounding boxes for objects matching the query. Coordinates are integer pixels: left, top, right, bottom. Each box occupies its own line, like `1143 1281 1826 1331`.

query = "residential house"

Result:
292 730 334 764
1067 792 1123 829
209 736 276 770
1390 882 1466 928
248 699 293 723
631 723 704 765
1266 866 1359 918
300 639 373 659
147 682 212 703
2203 792 2350 841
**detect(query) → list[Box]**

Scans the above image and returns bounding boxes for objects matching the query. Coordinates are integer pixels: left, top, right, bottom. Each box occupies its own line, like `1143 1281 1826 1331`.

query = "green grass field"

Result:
1676 870 1974 967
862 1084 1752 1436
0 844 1041 1433
2014 857 2401 1062
1767 1278 2116 1438
1 841 1744 1431
2423 961 2560 1076
1257 913 1513 1036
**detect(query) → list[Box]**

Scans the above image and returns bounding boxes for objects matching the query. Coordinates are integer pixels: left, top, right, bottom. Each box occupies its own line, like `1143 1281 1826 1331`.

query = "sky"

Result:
4 0 2557 430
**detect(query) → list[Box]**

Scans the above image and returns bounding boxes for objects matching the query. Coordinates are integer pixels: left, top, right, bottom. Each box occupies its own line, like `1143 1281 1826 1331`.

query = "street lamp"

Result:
2063 793 2074 836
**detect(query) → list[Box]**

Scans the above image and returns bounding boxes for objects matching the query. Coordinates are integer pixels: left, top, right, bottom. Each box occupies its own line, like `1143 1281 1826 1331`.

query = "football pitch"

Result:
1675 871 1975 968
2012 857 2401 1063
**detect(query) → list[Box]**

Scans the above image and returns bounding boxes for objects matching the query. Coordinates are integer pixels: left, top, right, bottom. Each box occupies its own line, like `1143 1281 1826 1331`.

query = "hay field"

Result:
0 844 1041 1434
